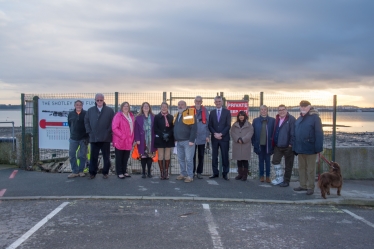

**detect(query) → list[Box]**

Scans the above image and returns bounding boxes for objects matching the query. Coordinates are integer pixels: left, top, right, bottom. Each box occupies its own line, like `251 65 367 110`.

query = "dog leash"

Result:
319 153 332 166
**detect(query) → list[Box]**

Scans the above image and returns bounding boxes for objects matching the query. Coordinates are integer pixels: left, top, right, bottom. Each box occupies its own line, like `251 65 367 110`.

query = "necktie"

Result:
217 109 221 122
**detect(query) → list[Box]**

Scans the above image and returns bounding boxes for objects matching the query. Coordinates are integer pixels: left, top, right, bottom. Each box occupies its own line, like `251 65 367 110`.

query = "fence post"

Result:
332 95 337 161
21 93 26 169
114 92 118 113
169 92 172 113
260 92 263 106
219 92 225 178
33 96 39 164
163 92 167 103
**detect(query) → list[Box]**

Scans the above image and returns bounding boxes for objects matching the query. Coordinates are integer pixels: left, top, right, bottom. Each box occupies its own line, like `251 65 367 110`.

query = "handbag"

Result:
131 144 141 160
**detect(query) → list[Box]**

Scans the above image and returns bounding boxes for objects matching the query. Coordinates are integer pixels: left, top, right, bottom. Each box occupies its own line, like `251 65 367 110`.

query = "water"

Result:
1 109 374 132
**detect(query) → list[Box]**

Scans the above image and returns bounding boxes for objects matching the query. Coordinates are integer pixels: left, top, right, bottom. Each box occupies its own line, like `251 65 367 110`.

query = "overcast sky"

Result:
1 0 373 106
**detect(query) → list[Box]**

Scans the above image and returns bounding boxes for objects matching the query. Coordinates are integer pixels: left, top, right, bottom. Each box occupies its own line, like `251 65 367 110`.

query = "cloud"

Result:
0 0 374 105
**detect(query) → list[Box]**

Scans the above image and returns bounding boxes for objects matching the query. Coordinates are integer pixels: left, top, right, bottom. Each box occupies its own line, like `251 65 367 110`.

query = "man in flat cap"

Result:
292 100 323 195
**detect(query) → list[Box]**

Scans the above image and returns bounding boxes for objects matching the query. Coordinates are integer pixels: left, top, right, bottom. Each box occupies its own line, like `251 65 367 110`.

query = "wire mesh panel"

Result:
20 91 333 180
118 92 164 176
169 92 256 179
263 93 333 180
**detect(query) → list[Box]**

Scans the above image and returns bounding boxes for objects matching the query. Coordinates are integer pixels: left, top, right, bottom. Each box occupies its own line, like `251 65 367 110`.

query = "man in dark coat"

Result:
271 104 296 187
293 100 323 195
208 96 231 180
84 93 114 179
67 100 88 178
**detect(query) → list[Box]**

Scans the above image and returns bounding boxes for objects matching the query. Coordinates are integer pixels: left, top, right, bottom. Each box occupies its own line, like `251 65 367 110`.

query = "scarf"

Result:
161 112 169 127
191 105 206 124
143 115 152 156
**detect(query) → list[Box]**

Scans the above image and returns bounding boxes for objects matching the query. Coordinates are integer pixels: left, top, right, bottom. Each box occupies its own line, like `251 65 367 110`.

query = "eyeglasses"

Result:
278 109 286 111
96 99 104 102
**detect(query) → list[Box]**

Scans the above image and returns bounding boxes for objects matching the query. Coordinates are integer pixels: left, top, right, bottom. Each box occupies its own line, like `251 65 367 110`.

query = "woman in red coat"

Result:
112 102 135 179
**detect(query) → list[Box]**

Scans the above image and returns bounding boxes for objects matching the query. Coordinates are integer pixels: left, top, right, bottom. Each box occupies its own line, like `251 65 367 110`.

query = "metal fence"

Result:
20 92 335 180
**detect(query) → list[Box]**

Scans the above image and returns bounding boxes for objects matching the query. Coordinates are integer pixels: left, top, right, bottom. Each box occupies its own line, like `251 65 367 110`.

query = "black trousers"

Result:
211 139 230 176
115 148 130 175
90 142 111 176
271 146 295 182
193 144 205 174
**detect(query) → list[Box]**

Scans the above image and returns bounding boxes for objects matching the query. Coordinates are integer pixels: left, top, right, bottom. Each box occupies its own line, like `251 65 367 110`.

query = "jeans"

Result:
272 146 295 182
177 140 195 178
193 144 205 174
90 142 111 176
115 148 130 175
258 145 271 177
69 139 87 174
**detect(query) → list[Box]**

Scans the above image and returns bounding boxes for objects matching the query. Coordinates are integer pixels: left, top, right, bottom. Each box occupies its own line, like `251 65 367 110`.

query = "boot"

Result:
141 159 146 178
158 160 164 180
164 160 170 180
235 167 243 180
271 164 283 185
147 159 153 178
241 168 248 181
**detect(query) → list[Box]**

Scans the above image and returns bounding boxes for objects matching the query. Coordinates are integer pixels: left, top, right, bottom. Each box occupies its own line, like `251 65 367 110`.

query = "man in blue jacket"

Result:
293 100 323 195
252 105 275 183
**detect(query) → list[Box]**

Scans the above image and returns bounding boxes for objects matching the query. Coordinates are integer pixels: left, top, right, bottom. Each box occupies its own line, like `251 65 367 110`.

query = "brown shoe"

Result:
260 176 264 182
184 177 193 183
176 175 186 180
266 177 271 183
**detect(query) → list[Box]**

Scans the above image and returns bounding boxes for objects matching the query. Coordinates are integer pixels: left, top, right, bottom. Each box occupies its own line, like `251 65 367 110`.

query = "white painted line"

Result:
342 209 374 228
202 204 223 249
6 202 70 249
207 180 219 185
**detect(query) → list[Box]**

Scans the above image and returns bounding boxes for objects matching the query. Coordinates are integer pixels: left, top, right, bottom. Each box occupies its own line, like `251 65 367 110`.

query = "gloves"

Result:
162 133 169 142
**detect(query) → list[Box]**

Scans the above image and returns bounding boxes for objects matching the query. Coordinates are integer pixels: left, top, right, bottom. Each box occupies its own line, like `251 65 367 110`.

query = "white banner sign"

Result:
38 99 95 149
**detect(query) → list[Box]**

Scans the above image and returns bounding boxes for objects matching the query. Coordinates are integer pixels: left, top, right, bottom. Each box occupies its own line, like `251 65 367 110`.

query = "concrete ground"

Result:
1 165 374 248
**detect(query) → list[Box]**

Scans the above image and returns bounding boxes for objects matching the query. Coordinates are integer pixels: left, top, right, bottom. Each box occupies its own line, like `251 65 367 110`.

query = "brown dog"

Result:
318 162 343 199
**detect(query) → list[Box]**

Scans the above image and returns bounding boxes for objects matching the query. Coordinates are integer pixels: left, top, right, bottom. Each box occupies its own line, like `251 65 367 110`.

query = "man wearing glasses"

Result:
271 104 296 187
84 93 115 179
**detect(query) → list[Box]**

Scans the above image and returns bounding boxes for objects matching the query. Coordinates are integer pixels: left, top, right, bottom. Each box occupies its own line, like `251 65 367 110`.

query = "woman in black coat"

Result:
153 102 175 179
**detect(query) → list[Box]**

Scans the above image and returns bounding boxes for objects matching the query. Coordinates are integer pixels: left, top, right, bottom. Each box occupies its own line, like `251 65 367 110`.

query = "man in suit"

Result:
208 96 231 180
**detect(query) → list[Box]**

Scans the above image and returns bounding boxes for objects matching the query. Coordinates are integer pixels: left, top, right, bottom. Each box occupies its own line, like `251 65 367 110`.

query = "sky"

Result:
1 0 374 106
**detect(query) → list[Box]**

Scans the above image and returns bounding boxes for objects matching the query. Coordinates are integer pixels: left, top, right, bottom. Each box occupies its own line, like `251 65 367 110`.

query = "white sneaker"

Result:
79 172 85 177
68 173 79 178
271 177 283 185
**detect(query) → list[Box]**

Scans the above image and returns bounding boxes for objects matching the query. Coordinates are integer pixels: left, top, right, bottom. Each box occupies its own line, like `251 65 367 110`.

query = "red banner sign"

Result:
226 100 249 117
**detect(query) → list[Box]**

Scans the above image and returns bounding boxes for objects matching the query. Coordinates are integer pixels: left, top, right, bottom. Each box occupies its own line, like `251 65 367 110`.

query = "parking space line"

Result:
6 202 70 249
342 209 374 229
0 189 6 197
202 204 223 249
9 170 18 179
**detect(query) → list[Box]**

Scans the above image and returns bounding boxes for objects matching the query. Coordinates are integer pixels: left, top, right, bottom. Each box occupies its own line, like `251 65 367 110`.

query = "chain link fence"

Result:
20 92 334 180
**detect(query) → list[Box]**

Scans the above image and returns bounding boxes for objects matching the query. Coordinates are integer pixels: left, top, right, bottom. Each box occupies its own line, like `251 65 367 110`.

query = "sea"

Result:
1 109 374 133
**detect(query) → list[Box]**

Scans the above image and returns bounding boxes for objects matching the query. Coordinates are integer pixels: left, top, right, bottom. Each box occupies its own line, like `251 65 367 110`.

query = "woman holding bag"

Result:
112 102 135 179
154 102 174 180
134 102 156 178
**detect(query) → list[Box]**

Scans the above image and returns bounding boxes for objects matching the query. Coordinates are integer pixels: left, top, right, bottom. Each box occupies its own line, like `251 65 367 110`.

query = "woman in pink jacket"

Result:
112 102 135 179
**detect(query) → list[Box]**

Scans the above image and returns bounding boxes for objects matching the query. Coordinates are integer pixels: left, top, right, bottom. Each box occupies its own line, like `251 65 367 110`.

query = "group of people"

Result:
67 93 323 195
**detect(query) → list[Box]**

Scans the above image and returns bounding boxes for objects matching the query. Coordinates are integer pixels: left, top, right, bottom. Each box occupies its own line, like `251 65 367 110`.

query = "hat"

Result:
299 100 311 107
